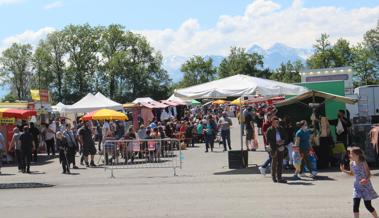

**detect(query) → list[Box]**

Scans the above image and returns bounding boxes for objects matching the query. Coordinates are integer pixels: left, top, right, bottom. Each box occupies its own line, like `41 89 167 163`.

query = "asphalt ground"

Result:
0 118 378 218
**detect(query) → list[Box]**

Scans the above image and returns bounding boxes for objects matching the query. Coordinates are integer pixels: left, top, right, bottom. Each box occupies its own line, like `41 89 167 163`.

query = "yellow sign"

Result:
0 118 16 125
30 89 49 102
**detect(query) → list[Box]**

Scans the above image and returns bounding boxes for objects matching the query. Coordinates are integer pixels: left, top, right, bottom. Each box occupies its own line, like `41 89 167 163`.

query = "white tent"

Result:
167 94 191 105
65 93 123 113
94 92 123 108
174 74 308 99
52 102 68 113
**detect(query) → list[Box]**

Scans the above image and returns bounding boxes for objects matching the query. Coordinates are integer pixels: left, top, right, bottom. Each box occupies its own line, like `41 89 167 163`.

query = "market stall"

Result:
174 74 308 168
65 93 124 114
0 108 37 157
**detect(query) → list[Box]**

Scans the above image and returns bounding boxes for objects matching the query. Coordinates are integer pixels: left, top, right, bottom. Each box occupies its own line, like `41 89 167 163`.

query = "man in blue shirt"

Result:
295 120 316 177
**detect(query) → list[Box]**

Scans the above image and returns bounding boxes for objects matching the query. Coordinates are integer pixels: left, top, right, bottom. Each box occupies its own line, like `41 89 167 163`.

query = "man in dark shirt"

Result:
79 122 96 167
29 122 40 162
20 126 35 173
244 107 255 151
266 117 287 183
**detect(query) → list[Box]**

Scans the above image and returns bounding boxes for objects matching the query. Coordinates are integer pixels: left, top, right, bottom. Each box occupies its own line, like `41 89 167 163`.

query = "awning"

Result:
174 74 308 99
0 108 37 119
230 96 285 105
161 100 180 106
275 90 358 107
133 97 168 108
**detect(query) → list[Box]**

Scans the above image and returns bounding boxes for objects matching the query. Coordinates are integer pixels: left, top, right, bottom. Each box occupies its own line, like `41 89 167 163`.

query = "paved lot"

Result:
1 118 378 218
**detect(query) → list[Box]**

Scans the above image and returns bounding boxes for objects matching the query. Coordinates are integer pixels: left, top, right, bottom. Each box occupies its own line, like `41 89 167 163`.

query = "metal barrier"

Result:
102 138 183 178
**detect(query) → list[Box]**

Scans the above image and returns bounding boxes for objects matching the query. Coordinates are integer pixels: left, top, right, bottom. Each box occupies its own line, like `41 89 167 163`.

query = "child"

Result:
340 147 378 218
292 145 302 180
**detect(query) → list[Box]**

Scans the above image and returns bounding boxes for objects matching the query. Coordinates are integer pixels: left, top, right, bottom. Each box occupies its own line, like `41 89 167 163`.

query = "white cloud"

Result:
0 0 22 6
138 0 379 57
1 27 55 53
43 1 63 10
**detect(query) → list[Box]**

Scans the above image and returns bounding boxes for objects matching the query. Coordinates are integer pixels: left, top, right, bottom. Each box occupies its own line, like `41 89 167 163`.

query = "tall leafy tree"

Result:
270 60 303 83
0 43 33 100
307 33 334 69
32 41 54 90
179 56 217 87
218 47 265 78
350 43 377 85
99 24 127 99
364 20 379 69
62 24 101 102
333 38 352 67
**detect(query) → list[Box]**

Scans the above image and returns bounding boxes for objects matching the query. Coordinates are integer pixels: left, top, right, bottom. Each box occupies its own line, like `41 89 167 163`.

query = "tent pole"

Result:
240 95 246 168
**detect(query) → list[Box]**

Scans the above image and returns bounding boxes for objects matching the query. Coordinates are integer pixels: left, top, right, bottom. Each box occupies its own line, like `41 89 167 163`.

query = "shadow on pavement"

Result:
0 173 16 176
213 165 260 175
286 181 314 186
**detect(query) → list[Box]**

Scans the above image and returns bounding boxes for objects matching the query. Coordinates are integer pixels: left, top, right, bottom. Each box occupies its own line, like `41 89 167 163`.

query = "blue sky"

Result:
0 0 378 39
0 0 378 97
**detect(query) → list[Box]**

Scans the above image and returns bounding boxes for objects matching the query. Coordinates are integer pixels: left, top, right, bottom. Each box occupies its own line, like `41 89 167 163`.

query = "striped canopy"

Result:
0 108 37 119
81 109 128 121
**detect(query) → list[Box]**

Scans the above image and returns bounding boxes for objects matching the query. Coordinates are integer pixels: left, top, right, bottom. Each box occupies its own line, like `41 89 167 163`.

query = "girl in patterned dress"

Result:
340 147 378 218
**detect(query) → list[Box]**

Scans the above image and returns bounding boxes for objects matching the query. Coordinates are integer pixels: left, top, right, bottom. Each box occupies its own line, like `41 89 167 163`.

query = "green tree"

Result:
0 43 33 100
32 41 54 90
333 38 352 67
307 33 334 69
364 20 379 68
270 60 303 83
218 47 264 78
112 31 171 101
99 24 127 99
350 43 377 86
62 24 101 102
179 56 217 87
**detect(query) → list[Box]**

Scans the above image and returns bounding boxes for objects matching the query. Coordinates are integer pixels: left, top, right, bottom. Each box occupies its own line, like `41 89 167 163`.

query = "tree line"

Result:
0 24 171 104
0 21 378 103
179 21 379 88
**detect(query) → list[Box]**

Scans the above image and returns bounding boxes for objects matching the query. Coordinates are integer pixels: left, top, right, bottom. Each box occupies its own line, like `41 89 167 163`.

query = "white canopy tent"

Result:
174 74 308 99
167 94 191 105
52 102 68 113
173 74 308 167
65 93 123 113
94 92 123 108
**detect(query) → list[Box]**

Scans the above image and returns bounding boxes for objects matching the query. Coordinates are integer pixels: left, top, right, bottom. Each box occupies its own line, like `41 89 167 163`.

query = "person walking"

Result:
218 112 233 151
266 117 287 183
56 131 70 174
20 125 34 173
29 122 40 162
64 124 79 169
78 121 97 167
43 122 56 158
244 107 255 151
341 147 378 218
295 120 316 178
10 127 22 172
205 115 217 152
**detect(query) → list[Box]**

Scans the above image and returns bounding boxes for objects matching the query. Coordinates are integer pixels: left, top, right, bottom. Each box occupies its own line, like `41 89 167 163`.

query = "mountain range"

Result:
163 43 314 82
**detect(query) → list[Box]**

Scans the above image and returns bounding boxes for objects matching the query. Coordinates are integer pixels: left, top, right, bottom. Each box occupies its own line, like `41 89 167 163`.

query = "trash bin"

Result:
228 150 248 169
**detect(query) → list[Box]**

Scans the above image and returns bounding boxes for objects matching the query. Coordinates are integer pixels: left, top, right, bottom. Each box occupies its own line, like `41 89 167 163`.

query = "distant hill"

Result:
163 43 314 82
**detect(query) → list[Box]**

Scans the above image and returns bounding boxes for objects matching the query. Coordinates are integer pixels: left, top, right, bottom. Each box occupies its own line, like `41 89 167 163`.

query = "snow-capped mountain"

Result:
162 43 314 82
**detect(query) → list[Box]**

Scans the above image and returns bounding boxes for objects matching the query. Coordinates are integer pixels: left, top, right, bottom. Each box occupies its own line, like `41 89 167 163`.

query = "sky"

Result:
0 0 379 57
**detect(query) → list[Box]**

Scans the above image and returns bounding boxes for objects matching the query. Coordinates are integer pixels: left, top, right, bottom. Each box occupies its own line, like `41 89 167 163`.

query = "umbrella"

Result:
230 98 242 105
0 108 37 119
212 99 228 105
81 109 128 121
191 99 201 105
